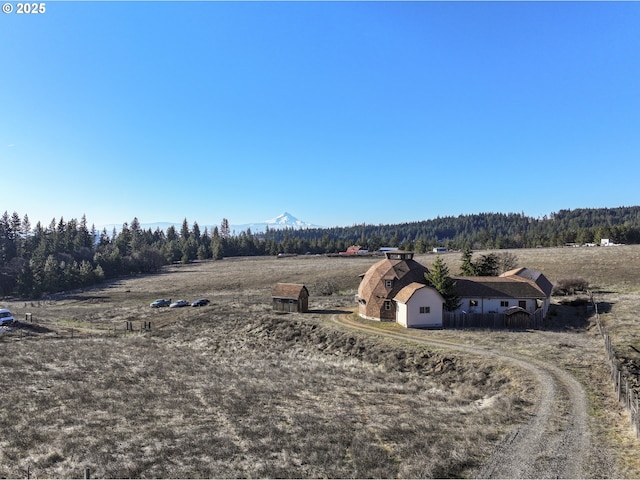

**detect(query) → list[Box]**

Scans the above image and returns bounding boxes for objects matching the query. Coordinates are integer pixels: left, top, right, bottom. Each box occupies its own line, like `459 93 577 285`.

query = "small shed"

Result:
504 306 532 329
272 283 309 313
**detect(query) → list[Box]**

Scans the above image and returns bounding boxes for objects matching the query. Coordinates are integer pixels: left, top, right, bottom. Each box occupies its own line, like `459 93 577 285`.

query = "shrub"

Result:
553 277 590 295
315 279 338 296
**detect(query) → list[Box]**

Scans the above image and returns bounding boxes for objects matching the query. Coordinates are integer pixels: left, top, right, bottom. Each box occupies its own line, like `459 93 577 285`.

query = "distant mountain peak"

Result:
233 212 322 233
265 212 300 225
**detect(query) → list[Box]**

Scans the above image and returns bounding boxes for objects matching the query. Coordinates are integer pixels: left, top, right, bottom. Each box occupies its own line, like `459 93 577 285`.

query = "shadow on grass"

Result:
594 301 614 314
544 301 612 332
307 309 352 315
10 321 55 334
63 294 110 302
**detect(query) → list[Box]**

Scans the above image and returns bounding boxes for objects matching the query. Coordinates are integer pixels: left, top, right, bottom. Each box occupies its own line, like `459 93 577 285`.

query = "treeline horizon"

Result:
1 206 640 298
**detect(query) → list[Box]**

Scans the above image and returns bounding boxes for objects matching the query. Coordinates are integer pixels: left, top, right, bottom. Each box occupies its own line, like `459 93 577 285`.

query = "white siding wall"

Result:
396 288 444 328
454 298 534 314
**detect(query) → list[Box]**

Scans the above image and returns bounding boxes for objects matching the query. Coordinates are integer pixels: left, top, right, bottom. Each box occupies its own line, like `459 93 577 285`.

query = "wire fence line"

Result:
591 293 640 437
4 313 158 340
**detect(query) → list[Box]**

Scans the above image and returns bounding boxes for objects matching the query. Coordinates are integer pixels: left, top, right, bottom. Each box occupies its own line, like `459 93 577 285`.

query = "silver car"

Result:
170 300 189 308
0 309 14 326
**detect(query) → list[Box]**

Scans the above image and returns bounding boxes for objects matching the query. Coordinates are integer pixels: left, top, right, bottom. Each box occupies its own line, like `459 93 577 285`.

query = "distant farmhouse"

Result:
357 252 552 329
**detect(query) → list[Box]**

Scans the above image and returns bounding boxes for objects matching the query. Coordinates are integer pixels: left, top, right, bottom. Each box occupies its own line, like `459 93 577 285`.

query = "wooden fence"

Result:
591 295 640 437
3 313 156 340
443 309 544 330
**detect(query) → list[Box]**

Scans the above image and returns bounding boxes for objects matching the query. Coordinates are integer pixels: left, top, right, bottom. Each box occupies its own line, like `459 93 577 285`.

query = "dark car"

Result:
192 298 210 307
150 298 171 308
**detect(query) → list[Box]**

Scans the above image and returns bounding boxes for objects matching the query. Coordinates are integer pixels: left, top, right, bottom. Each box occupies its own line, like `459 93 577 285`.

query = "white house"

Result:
357 251 552 329
450 267 552 318
394 282 445 328
501 267 553 315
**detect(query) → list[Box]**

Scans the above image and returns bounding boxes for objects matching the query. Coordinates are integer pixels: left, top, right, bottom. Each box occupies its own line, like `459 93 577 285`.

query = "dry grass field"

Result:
1 246 640 478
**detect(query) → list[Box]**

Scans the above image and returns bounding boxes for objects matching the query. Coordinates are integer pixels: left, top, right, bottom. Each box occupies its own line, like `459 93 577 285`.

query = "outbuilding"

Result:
394 282 445 328
272 283 309 313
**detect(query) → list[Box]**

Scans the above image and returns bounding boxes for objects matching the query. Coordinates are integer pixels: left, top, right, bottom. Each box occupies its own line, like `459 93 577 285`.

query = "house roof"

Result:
394 282 443 304
452 276 546 299
500 267 553 297
358 257 430 299
272 283 309 299
357 255 430 319
394 282 426 303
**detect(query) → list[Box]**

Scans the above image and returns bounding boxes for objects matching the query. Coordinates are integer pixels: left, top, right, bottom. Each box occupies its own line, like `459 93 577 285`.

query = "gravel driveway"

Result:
333 314 616 478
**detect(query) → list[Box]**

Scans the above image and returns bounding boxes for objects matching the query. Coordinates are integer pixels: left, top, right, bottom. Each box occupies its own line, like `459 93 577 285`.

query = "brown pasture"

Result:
1 246 640 478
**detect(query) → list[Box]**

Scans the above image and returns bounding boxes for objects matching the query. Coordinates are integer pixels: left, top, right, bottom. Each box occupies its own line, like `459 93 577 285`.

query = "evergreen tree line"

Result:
261 206 640 253
1 206 639 298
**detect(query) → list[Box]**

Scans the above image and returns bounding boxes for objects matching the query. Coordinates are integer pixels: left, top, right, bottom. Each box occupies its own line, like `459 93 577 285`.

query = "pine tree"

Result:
180 218 190 240
460 246 476 276
211 227 223 260
425 256 461 312
475 253 500 276
220 218 230 238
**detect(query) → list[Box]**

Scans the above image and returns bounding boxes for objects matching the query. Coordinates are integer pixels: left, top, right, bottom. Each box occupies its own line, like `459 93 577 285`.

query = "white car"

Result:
0 309 14 326
169 300 189 308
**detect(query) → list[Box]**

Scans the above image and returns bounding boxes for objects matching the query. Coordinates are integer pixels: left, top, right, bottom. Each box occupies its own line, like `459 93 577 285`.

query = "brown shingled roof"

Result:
500 268 553 297
357 255 430 320
394 282 429 304
272 283 309 299
452 276 545 299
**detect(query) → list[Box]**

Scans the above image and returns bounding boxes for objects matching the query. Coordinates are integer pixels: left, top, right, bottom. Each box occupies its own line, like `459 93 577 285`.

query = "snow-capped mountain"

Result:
232 212 322 233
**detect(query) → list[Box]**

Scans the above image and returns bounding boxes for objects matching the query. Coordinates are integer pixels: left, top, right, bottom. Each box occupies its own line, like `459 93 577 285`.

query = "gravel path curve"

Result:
331 314 614 478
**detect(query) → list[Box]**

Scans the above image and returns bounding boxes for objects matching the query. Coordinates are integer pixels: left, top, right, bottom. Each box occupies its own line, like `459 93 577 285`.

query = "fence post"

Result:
84 467 90 479
636 396 640 438
617 370 622 401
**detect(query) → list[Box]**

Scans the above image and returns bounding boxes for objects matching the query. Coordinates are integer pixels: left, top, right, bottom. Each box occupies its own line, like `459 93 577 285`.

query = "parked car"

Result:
150 298 172 308
191 298 210 307
0 309 15 326
170 300 189 308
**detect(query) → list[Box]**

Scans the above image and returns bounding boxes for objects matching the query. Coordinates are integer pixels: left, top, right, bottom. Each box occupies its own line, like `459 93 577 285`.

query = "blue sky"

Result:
1 1 639 230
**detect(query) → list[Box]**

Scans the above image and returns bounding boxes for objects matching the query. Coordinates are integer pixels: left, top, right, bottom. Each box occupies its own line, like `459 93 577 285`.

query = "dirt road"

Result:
332 313 615 479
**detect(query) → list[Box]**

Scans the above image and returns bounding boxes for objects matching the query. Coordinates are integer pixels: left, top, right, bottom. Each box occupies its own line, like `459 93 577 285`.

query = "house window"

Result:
385 280 393 289
470 300 478 307
419 306 430 314
500 301 509 307
384 301 392 310
519 300 527 309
